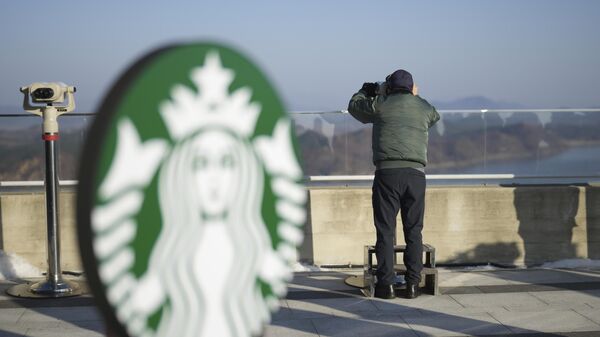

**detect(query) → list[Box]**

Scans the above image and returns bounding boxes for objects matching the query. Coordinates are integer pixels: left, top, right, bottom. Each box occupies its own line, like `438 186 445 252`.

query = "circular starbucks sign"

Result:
77 43 306 337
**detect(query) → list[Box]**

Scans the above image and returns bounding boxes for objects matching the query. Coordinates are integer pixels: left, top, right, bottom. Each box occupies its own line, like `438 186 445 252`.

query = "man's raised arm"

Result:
428 106 440 128
347 82 378 124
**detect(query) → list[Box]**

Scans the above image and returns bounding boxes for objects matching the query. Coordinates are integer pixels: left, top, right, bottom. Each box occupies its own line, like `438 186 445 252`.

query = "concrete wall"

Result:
302 185 600 267
0 188 82 271
1 185 599 271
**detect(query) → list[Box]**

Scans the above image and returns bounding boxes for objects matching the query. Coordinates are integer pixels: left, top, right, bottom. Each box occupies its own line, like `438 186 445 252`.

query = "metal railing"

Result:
1 108 600 186
293 108 600 185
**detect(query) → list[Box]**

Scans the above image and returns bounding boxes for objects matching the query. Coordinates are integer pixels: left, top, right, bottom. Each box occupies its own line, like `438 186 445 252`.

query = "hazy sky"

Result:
1 0 599 112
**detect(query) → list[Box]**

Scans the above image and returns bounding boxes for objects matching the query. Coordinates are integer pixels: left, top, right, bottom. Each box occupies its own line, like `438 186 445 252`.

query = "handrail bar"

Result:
0 180 78 187
2 108 600 117
291 108 600 114
309 174 600 181
3 174 600 187
0 113 97 117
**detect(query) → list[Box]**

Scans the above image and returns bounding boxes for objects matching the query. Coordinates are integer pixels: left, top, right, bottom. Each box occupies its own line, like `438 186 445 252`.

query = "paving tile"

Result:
504 303 594 312
450 292 548 310
495 269 600 284
403 312 511 336
0 293 17 302
27 307 102 323
371 295 464 312
442 268 600 289
271 305 294 322
24 325 104 337
308 275 349 281
0 331 27 337
489 309 600 333
476 283 558 293
17 309 61 324
530 290 600 308
290 273 356 292
286 297 379 319
287 284 359 294
573 308 600 325
265 318 319 337
417 306 510 317
440 286 484 294
58 321 106 333
442 282 600 296
0 283 16 297
0 323 28 337
0 308 26 324
14 322 61 330
440 272 514 287
286 289 361 300
311 314 418 337
3 269 600 337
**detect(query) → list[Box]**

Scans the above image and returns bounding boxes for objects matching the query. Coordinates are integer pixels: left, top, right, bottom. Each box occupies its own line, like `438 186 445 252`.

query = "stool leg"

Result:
425 273 439 295
364 246 375 297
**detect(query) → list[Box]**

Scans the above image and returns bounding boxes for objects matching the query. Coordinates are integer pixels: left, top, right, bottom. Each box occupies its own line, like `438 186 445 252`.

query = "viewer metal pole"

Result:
34 130 65 292
45 134 61 286
25 125 80 295
7 85 82 298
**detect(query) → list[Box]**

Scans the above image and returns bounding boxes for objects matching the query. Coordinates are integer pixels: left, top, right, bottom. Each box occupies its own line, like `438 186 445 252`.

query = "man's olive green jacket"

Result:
348 90 440 170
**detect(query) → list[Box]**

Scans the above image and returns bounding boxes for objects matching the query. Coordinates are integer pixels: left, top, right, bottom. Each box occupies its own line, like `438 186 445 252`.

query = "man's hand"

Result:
412 84 419 96
361 82 378 97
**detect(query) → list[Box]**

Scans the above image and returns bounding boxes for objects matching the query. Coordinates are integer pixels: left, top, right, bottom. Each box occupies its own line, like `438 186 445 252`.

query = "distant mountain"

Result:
431 96 528 110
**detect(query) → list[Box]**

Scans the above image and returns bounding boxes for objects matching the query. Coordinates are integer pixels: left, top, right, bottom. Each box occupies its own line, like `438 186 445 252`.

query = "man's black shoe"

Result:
374 284 396 299
405 283 420 299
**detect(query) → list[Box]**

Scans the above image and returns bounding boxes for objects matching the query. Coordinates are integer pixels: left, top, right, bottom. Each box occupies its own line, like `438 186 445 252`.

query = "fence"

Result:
1 109 600 185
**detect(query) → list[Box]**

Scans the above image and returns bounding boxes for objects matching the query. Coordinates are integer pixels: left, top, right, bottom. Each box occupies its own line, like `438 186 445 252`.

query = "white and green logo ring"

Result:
77 43 306 337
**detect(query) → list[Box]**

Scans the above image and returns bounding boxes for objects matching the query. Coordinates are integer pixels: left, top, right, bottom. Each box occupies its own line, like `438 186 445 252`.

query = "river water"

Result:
427 145 600 185
465 145 600 176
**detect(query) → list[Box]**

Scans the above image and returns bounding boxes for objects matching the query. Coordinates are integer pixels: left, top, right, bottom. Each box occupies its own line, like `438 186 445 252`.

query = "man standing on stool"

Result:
348 69 440 299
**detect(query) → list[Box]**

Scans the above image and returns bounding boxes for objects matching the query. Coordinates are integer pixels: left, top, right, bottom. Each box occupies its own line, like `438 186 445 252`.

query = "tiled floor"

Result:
2 267 600 336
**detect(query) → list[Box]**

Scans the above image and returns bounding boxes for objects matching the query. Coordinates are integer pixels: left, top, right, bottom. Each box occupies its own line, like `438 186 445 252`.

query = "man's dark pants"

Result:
372 167 426 286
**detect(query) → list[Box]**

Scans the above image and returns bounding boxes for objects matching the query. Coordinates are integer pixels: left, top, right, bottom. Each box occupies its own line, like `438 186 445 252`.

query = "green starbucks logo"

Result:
77 44 306 337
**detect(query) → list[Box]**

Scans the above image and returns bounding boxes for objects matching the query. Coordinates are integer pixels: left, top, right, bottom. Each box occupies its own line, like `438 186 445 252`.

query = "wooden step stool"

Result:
363 244 439 296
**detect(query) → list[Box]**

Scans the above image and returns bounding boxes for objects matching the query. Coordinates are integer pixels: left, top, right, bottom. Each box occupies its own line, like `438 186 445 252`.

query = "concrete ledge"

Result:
1 185 599 271
302 185 600 266
0 189 82 271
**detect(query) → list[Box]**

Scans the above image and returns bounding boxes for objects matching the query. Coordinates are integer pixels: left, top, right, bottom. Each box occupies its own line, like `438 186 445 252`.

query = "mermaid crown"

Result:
160 52 261 140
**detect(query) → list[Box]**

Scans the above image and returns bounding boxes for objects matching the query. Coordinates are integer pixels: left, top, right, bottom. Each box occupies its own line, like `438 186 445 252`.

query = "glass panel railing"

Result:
293 112 372 176
292 109 600 178
432 109 600 177
475 110 600 176
420 111 486 175
1 109 600 183
0 114 94 181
